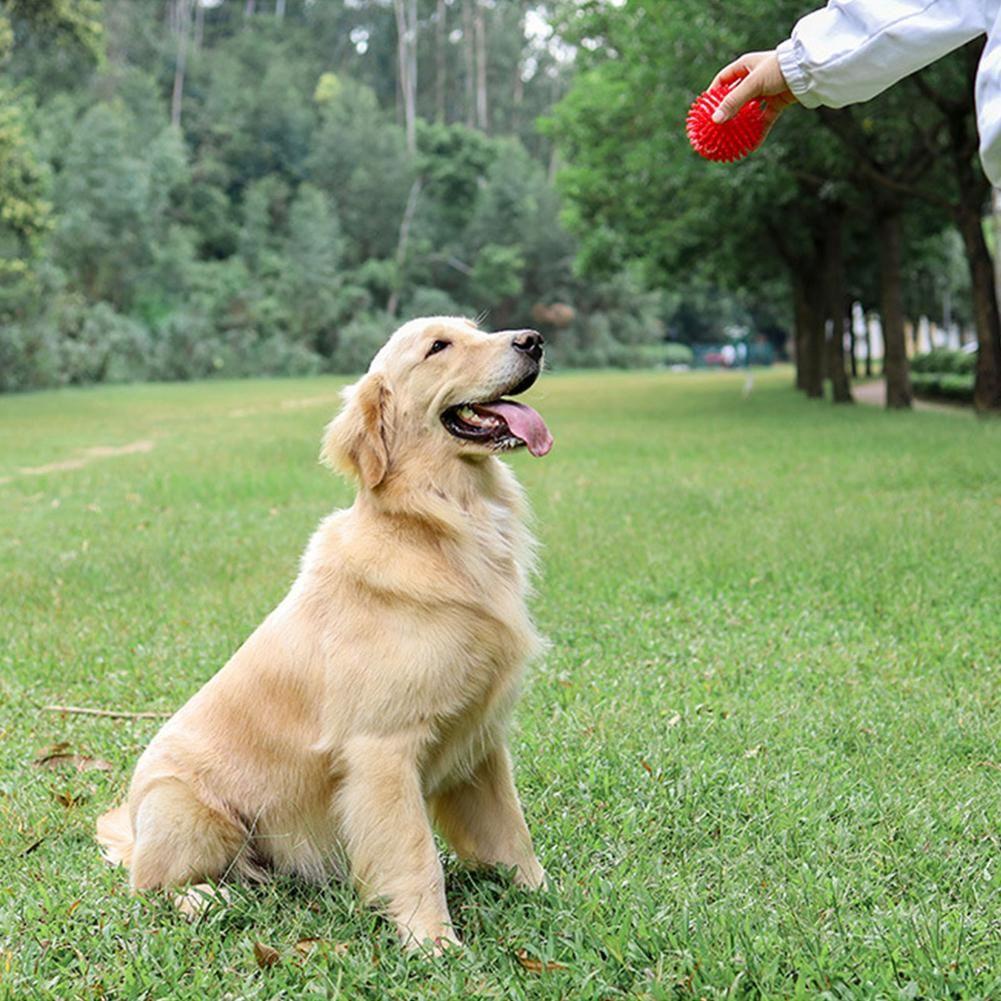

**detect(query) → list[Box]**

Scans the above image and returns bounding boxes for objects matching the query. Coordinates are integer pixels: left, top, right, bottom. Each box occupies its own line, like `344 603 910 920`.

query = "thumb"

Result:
711 75 760 123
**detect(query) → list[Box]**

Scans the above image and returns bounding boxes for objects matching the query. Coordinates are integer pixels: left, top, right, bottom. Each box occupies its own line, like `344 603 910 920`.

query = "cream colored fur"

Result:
96 317 548 950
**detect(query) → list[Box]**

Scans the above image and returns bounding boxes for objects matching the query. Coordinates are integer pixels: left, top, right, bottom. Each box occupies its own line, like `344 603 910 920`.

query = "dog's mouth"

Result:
441 371 553 457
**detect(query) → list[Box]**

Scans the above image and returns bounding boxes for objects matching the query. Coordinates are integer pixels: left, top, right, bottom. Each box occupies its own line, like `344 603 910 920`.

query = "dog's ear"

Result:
322 373 393 489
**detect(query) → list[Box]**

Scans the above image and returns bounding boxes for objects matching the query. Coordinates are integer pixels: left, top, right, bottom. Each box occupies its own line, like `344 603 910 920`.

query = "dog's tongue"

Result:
476 400 553 456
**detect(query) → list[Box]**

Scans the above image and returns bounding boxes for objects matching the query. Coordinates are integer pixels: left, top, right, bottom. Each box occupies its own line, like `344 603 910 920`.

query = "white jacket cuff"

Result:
776 37 822 109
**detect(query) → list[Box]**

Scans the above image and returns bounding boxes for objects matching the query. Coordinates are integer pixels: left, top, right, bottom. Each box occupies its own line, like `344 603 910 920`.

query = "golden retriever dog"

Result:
97 316 553 951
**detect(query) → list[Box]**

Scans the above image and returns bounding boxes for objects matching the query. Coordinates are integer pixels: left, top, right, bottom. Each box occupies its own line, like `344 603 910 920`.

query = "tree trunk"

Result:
824 209 853 403
793 269 824 398
387 178 423 317
877 208 912 408
171 0 191 128
792 273 807 390
956 190 1001 412
244 0 255 16
945 43 1001 412
993 188 1001 310
275 0 285 19
194 0 204 49
393 0 418 156
473 0 488 131
848 299 858 378
462 0 476 128
435 0 446 122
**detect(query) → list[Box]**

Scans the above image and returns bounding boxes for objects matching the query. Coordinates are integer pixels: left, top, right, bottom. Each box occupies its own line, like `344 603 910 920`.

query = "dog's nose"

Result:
512 329 544 362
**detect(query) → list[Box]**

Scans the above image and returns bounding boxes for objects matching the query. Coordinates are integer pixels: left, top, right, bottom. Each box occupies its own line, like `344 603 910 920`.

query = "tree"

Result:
548 0 986 409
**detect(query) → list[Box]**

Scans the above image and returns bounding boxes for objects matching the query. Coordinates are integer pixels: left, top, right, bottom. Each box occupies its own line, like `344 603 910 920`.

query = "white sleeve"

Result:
776 0 988 110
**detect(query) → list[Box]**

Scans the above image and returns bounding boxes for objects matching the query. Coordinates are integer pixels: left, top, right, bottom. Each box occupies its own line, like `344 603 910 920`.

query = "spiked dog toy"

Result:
686 81 766 163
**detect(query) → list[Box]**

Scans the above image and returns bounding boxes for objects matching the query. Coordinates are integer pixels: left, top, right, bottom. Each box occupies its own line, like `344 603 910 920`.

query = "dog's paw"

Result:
402 926 462 957
514 860 547 891
173 882 231 921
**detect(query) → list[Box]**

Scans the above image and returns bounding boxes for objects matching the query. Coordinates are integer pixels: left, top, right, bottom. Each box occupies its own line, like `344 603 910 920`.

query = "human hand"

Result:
709 50 797 134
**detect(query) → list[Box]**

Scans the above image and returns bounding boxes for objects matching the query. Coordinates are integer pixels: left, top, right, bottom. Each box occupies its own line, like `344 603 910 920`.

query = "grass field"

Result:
1 368 999 999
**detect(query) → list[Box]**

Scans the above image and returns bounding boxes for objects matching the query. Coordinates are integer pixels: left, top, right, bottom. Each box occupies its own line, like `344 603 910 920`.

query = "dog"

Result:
97 316 553 951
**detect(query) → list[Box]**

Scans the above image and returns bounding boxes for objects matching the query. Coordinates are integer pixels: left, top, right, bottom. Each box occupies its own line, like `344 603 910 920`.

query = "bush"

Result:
909 348 975 404
405 287 473 320
331 313 391 374
0 323 62 391
910 371 974 402
151 316 323 381
910 348 975 375
664 342 695 366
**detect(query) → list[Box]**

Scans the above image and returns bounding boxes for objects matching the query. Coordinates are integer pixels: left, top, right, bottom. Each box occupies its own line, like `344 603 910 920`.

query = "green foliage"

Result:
0 1 684 391
331 311 391 374
546 0 976 361
0 90 50 312
910 348 977 375
910 371 975 402
4 0 102 58
909 349 976 402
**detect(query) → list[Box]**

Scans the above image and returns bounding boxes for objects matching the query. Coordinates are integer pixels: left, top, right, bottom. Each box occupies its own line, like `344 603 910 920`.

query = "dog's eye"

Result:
426 339 450 358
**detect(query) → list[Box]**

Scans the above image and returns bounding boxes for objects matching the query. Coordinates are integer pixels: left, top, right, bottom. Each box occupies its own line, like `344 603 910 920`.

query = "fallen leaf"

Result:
54 790 88 808
667 713 681 728
294 938 349 959
515 948 566 973
640 759 654 775
253 941 280 969
33 749 113 773
744 745 762 759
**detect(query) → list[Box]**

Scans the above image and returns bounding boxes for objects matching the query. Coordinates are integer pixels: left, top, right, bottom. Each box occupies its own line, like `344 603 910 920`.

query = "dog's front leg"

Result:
430 744 546 889
338 735 458 952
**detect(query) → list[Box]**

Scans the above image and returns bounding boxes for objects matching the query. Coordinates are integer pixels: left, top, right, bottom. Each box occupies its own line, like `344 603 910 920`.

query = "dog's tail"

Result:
96 803 133 868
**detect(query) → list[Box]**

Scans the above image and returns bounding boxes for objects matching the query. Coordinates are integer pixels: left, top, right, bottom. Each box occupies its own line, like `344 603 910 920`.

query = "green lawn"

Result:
1 368 999 999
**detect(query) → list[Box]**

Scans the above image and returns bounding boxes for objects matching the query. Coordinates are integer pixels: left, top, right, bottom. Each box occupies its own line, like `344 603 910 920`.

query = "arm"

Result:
711 1 988 124
777 0 987 109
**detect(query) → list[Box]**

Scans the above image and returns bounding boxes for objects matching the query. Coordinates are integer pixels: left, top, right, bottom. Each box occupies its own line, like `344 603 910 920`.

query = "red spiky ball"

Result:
686 81 766 163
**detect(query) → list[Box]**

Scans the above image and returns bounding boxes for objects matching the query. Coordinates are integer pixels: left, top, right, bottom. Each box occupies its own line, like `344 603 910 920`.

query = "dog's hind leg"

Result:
430 744 546 890
129 779 247 893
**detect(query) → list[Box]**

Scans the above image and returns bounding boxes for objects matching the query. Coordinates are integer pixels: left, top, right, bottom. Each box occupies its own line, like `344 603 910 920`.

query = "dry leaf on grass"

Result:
743 745 762 759
33 747 113 773
54 790 88 808
514 948 567 973
253 941 280 969
294 938 349 959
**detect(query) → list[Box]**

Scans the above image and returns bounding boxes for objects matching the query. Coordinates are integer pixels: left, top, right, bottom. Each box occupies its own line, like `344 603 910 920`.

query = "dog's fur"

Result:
97 317 548 949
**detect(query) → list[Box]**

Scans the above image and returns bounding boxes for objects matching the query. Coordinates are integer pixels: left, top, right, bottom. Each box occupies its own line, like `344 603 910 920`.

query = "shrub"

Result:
330 312 391 374
910 371 974 403
0 323 61 391
405 287 473 320
910 348 975 375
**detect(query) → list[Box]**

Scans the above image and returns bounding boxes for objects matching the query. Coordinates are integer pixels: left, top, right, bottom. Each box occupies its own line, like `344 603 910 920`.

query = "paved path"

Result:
852 379 970 415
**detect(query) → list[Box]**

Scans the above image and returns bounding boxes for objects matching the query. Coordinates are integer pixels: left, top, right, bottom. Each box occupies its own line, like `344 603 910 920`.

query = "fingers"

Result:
708 51 795 124
709 50 769 91
711 73 763 123
709 56 751 91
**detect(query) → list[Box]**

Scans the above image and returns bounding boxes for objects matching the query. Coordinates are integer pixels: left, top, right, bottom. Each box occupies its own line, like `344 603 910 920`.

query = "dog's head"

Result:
323 316 553 489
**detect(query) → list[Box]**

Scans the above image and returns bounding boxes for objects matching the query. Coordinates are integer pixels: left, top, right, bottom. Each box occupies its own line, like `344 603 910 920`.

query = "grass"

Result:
1 367 1000 999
